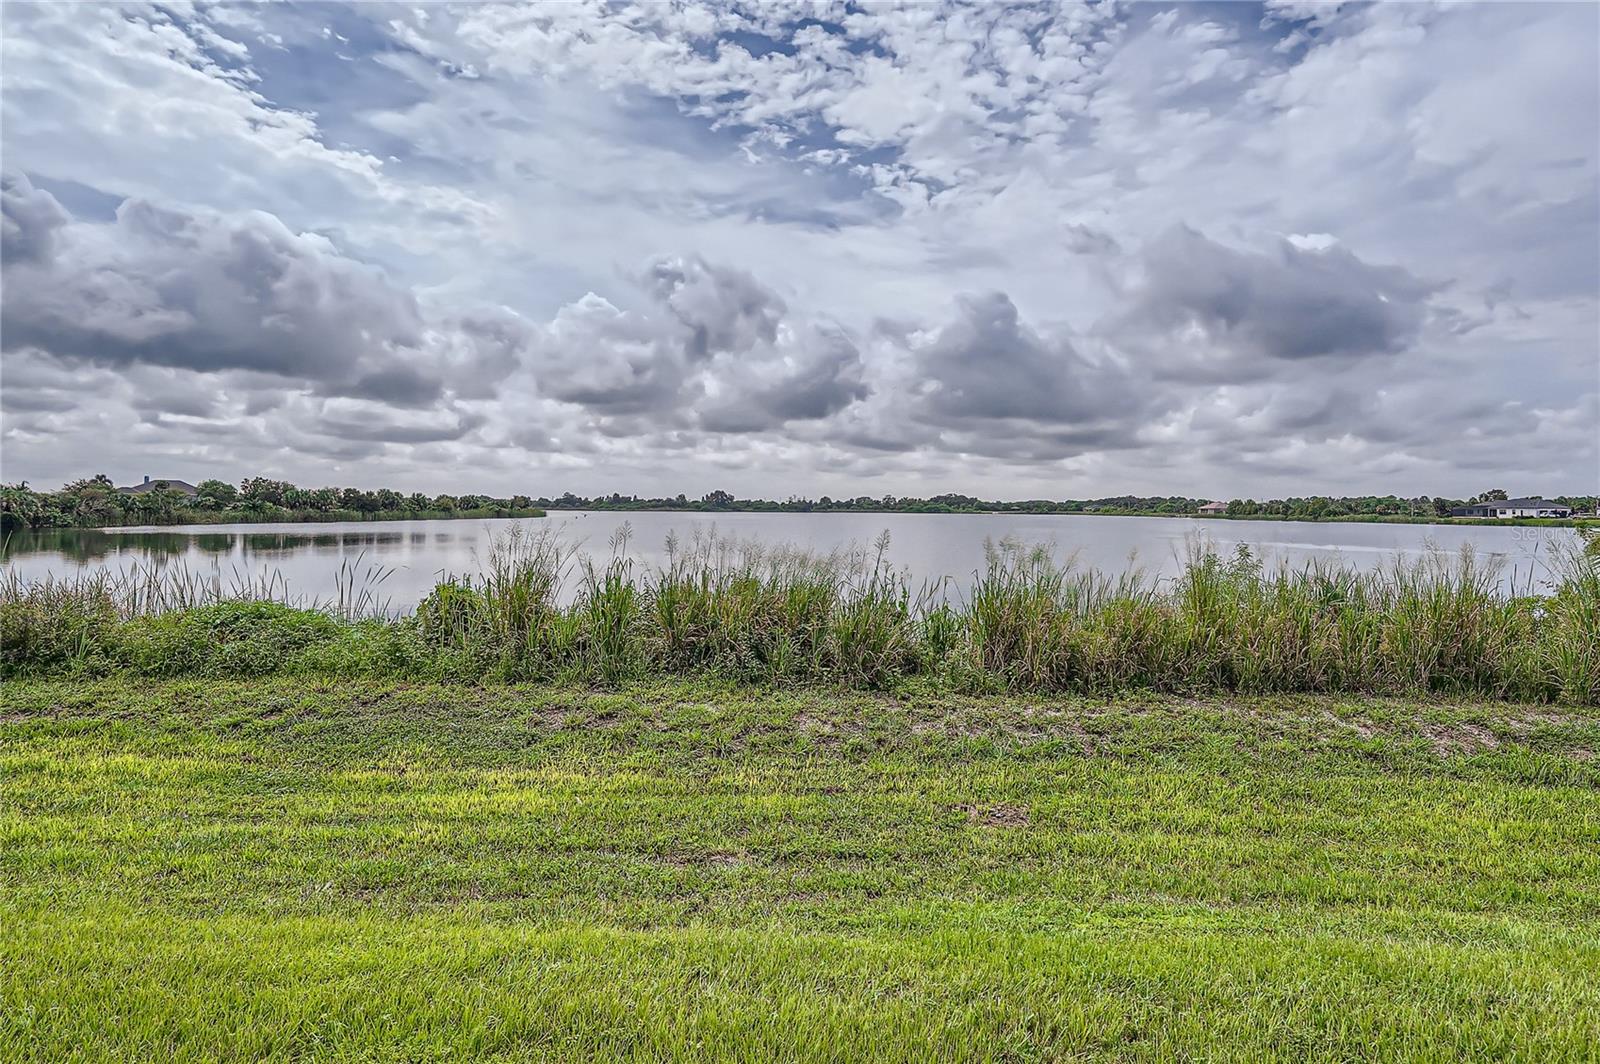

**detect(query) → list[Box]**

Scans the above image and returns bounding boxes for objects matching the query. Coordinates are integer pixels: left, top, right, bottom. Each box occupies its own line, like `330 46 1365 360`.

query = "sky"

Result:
2 0 1597 500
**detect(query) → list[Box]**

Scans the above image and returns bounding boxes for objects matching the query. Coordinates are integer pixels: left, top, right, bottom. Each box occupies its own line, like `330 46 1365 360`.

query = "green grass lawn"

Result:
3 680 1597 1061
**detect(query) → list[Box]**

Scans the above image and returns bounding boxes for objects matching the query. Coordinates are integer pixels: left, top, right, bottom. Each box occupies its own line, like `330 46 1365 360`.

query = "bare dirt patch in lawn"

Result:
956 802 1030 828
1421 722 1502 756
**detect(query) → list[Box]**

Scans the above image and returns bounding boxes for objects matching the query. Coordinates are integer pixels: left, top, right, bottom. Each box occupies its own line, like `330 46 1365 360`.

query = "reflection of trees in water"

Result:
3 529 114 564
3 529 219 565
240 534 298 558
8 528 409 566
343 532 403 547
236 531 406 557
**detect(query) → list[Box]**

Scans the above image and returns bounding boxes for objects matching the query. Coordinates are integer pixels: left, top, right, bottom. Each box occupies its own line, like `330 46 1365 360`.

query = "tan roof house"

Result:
117 476 199 496
1198 501 1228 514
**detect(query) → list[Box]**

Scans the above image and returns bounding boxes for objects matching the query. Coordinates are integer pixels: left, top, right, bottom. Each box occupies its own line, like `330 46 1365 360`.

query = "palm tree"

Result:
1 482 46 531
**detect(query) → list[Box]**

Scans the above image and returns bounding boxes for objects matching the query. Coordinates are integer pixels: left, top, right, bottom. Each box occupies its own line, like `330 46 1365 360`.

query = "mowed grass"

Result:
2 680 1598 1061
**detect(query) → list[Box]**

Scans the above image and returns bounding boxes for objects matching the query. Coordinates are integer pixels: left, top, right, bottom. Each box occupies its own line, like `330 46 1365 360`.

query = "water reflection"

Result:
2 525 417 568
229 531 408 553
0 528 201 565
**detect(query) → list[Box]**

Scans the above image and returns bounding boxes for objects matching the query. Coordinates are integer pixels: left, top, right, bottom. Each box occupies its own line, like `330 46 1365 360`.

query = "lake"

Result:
1 511 1576 611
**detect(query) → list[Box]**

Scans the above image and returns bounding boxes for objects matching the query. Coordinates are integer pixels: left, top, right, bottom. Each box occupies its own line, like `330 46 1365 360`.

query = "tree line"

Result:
1215 488 1596 519
537 488 1595 519
0 476 541 531
4 477 1592 533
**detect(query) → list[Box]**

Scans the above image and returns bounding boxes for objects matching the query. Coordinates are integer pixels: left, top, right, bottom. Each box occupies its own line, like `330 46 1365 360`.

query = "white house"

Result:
1450 498 1572 519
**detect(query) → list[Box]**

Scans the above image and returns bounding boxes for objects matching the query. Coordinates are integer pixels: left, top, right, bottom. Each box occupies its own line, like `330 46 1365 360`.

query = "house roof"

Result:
1455 498 1570 511
117 479 199 495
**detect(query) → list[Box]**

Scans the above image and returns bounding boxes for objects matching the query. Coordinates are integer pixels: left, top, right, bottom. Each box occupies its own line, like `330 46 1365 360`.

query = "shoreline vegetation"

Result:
541 506 1595 529
4 527 1596 704
3 679 1597 1060
3 477 1594 532
541 489 1597 528
0 475 545 533
97 504 548 528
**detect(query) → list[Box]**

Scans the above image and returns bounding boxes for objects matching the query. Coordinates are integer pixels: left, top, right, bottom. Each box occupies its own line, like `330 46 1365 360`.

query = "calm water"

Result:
1 511 1575 610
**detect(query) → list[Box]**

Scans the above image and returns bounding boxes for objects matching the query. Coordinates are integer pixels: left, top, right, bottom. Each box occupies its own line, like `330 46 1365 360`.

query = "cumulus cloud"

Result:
698 324 869 433
1 186 445 401
530 292 689 416
839 292 1150 460
0 178 565 442
0 179 874 451
516 252 870 434
1 172 69 265
1107 226 1438 380
913 292 1132 423
644 256 786 361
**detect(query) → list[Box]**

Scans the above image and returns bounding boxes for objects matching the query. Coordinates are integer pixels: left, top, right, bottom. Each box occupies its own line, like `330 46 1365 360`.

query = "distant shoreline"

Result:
81 508 1598 532
532 506 1594 529
2 506 1591 537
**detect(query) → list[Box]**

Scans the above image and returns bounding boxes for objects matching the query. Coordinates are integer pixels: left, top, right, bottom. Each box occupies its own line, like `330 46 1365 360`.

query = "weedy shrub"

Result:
0 572 119 673
1537 531 1600 703
579 528 642 685
917 595 964 675
645 530 846 682
964 539 1074 689
112 601 345 677
479 524 570 673
827 532 919 688
1074 595 1173 694
413 525 575 678
292 618 431 678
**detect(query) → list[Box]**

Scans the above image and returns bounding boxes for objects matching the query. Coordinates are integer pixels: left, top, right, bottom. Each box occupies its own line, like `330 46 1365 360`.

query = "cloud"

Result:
519 252 870 434
644 255 786 360
832 291 1150 461
529 292 690 416
698 323 869 432
0 181 544 416
913 292 1132 423
0 186 440 398
1107 226 1437 379
0 172 69 265
313 403 487 445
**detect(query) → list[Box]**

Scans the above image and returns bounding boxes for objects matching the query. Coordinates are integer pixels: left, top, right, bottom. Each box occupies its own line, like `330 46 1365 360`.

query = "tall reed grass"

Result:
3 528 1596 703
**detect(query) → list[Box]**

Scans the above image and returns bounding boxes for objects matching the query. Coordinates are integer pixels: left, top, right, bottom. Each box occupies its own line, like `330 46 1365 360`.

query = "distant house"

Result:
117 475 199 497
1198 501 1228 514
1450 498 1572 519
